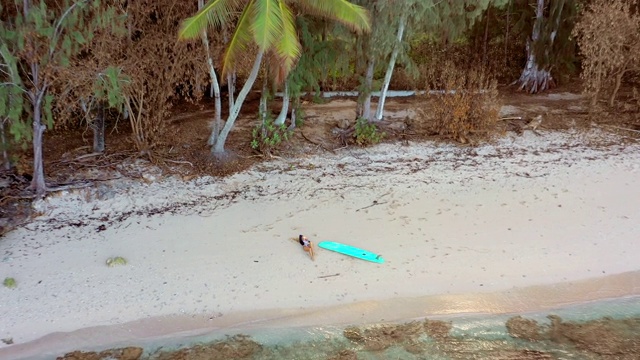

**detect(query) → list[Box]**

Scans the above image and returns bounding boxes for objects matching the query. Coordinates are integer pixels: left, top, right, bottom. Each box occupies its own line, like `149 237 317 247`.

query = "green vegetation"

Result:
354 117 385 146
0 0 125 196
251 115 292 156
0 0 637 193
3 277 17 289
106 257 127 267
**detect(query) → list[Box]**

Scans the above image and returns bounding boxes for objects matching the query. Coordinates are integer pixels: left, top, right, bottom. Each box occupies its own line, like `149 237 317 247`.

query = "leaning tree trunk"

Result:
374 12 407 122
213 50 264 155
514 0 554 93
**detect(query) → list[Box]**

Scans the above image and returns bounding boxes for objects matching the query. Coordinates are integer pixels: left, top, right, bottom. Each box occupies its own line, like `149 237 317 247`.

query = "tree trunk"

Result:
374 13 407 122
1 119 10 170
30 90 47 196
198 4 222 146
514 0 555 93
228 71 236 112
610 68 627 107
198 0 222 147
482 7 491 70
92 102 105 153
274 80 289 126
259 75 268 124
505 0 511 68
358 58 375 120
223 27 236 112
213 50 264 155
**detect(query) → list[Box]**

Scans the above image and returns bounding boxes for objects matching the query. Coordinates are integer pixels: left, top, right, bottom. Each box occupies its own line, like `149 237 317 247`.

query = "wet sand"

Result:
1 129 639 359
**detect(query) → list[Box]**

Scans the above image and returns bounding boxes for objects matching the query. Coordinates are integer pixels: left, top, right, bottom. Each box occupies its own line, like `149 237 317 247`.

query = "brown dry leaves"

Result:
413 63 500 143
573 0 640 106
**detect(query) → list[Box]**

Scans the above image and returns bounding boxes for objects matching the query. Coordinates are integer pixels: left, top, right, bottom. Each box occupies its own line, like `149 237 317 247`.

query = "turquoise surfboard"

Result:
318 241 385 264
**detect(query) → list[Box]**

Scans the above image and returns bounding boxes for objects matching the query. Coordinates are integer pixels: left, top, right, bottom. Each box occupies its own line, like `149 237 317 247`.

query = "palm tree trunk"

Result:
213 50 264 155
374 12 407 122
274 80 289 125
228 71 236 112
223 28 235 112
198 0 222 147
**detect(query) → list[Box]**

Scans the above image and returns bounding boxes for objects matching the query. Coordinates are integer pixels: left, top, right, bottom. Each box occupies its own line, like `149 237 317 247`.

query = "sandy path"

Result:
1 129 639 359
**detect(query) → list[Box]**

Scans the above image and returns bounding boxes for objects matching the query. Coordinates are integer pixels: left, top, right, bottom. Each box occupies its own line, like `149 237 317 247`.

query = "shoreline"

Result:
3 272 640 360
1 129 639 359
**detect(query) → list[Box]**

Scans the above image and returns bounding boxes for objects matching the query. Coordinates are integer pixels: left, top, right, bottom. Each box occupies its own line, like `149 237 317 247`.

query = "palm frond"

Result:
274 1 301 73
251 0 284 50
223 3 255 74
297 0 370 33
178 0 246 40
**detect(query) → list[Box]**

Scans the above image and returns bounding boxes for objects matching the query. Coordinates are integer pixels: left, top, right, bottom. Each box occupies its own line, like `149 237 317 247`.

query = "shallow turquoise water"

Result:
144 296 640 359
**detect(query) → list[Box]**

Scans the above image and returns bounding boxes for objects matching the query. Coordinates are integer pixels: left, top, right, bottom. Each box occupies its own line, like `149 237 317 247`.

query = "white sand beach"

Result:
1 129 640 359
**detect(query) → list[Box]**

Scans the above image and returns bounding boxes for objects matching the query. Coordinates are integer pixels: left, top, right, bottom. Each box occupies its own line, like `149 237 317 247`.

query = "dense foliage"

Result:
1 0 639 194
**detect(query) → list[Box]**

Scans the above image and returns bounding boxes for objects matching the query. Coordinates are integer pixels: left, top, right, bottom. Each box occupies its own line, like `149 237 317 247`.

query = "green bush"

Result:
251 115 292 156
354 117 385 146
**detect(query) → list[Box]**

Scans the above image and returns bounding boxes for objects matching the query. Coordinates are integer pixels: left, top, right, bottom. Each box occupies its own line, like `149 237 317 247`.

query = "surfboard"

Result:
318 241 385 264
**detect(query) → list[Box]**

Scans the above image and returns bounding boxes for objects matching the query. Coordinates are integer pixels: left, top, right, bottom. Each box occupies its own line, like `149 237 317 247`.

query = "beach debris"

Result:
318 273 340 279
525 115 544 131
1 337 13 345
106 256 127 267
355 199 388 212
3 277 16 289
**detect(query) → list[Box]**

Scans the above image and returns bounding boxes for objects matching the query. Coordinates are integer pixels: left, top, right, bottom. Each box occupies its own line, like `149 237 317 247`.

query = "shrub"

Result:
354 117 385 146
251 115 292 156
415 63 500 143
573 0 640 107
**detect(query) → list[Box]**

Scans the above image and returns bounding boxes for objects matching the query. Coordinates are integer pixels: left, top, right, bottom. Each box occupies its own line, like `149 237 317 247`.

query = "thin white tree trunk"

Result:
213 50 264 154
274 80 289 125
374 13 407 122
30 88 47 196
198 0 222 147
360 58 375 120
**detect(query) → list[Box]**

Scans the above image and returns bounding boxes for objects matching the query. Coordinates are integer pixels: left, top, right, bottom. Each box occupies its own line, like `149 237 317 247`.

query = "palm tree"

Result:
179 0 370 155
